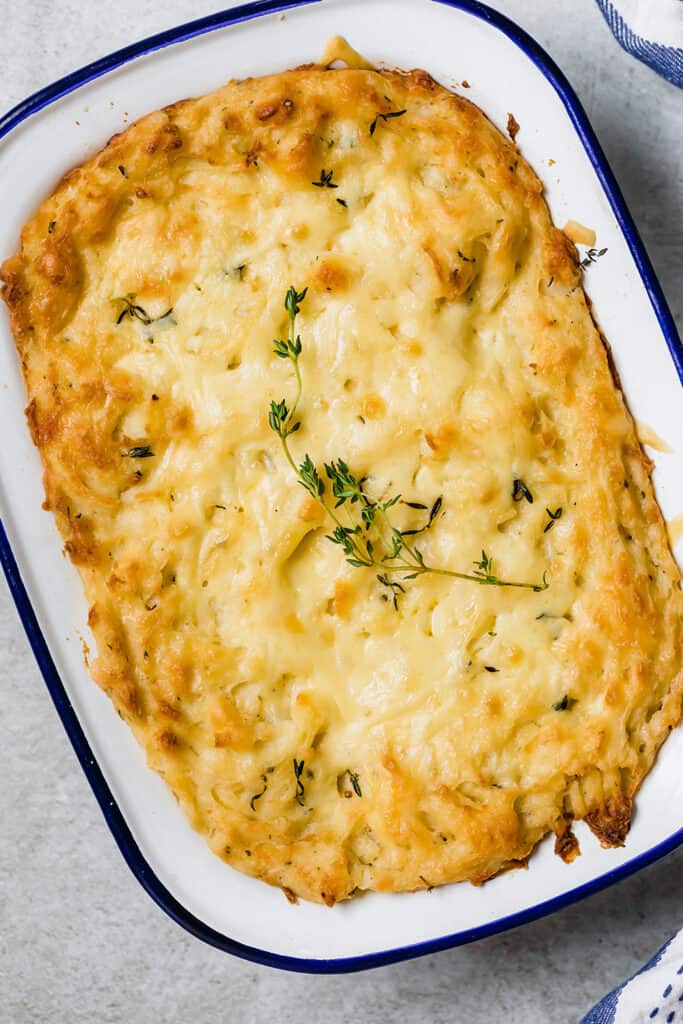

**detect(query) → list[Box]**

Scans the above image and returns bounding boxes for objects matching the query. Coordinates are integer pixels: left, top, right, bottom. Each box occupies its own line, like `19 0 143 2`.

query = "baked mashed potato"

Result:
2 58 681 905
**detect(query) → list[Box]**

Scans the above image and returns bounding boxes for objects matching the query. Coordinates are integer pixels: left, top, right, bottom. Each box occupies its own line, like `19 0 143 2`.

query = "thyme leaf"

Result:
125 445 154 459
114 294 174 327
369 108 407 136
512 478 534 504
312 168 338 188
293 758 306 806
348 771 362 797
249 774 268 811
544 507 563 532
401 495 443 537
377 573 406 611
580 247 608 269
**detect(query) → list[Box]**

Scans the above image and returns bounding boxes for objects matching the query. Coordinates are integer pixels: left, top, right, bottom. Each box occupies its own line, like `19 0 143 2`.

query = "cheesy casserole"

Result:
2 60 681 905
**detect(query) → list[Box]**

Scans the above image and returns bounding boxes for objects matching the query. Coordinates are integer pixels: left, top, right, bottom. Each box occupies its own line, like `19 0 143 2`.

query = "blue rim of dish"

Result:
0 0 681 975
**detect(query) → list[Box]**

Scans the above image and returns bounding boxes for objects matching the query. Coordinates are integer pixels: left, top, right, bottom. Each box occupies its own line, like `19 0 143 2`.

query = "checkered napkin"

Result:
581 930 683 1023
595 0 683 86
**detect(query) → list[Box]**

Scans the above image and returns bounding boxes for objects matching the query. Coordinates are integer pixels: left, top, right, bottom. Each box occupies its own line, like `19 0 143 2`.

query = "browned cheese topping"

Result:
2 62 681 904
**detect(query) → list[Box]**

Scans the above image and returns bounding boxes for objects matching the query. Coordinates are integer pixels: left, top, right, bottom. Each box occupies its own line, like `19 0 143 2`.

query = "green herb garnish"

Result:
118 165 128 178
376 573 405 611
312 168 338 189
249 774 268 811
553 695 577 711
544 507 563 532
114 295 174 326
340 770 362 798
512 478 534 504
126 445 154 459
348 771 362 798
400 496 442 537
115 296 153 325
47 220 56 234
293 758 306 806
369 108 407 136
580 247 608 269
268 287 548 607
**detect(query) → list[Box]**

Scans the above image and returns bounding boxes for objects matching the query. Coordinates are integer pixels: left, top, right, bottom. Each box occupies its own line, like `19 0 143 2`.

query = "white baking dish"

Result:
0 0 681 972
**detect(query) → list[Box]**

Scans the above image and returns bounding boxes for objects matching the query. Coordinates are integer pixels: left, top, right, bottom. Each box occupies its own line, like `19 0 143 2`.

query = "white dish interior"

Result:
0 0 681 963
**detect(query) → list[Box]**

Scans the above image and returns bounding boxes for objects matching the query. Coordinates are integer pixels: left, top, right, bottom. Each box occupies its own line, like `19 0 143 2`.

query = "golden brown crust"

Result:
554 821 581 864
585 796 632 849
2 65 681 904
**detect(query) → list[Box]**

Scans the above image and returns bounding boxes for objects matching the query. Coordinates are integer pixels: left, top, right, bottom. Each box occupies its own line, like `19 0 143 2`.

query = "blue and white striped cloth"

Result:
595 0 683 87
582 931 683 1023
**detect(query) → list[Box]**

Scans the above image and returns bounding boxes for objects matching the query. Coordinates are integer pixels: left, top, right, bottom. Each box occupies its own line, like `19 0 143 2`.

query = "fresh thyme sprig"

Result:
580 247 608 269
269 286 307 467
114 294 174 326
268 287 549 605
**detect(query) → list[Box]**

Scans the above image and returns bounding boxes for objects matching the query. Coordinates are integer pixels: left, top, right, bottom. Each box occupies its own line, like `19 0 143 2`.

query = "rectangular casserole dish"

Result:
0 0 681 973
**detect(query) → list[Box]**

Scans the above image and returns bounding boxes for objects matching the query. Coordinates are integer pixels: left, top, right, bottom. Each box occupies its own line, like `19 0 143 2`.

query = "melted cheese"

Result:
563 220 597 247
668 514 683 548
320 34 374 68
2 65 681 904
636 419 673 453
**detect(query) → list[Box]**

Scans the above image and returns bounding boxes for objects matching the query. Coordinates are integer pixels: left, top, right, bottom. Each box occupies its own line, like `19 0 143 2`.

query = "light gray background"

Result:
0 2 681 1021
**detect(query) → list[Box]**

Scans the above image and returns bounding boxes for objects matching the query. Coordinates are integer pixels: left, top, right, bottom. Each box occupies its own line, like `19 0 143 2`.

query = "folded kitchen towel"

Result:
595 0 683 86
581 929 683 1023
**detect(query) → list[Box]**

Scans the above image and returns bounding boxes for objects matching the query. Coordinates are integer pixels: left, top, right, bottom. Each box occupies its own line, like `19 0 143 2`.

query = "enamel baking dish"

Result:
1 0 681 973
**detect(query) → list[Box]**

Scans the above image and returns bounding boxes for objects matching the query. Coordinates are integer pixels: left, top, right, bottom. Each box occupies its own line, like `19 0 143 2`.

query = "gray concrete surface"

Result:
0 2 681 1022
